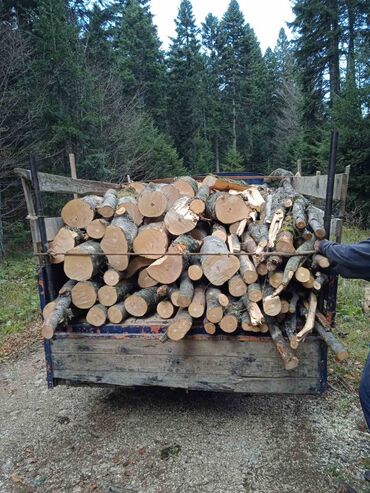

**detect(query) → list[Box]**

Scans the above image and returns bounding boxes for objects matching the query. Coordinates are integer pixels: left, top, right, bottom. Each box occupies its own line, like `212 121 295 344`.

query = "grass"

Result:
0 252 39 338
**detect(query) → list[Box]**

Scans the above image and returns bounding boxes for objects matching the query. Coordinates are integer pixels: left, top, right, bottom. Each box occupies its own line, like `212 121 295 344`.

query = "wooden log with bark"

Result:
188 285 206 318
97 189 118 218
101 214 138 271
138 183 168 218
200 236 240 285
188 255 203 281
71 280 102 309
167 309 193 341
98 280 136 307
61 195 102 228
124 287 164 317
267 318 299 371
189 185 210 214
206 192 251 224
50 227 86 264
164 196 199 235
64 240 104 281
133 222 169 259
86 219 109 240
177 272 194 308
173 176 198 197
86 304 107 327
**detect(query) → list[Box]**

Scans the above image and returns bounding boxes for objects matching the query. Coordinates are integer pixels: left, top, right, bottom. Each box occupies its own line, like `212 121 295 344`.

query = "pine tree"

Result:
166 0 204 170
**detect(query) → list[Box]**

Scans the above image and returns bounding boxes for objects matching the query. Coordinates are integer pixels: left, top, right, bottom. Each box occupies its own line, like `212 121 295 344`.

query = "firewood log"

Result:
86 218 109 240
302 273 315 289
241 295 264 326
200 236 240 285
86 304 107 327
138 268 158 288
229 221 241 235
124 257 152 278
302 228 314 241
98 280 136 307
212 223 227 242
266 318 299 371
101 214 138 271
248 223 268 253
116 195 143 226
167 309 193 341
268 208 285 248
162 184 181 210
169 285 180 307
173 176 198 197
133 222 169 259
280 299 290 314
124 286 164 317
138 183 168 217
107 302 129 324
50 227 85 264
242 188 265 212
64 240 104 281
291 292 317 349
188 285 206 318
284 312 297 341
247 282 262 302
97 189 118 218
289 292 300 314
314 322 348 361
203 317 216 334
188 255 203 281
189 185 209 214
307 205 326 239
156 300 175 319
219 301 243 333
103 269 124 286
241 232 257 254
236 218 248 237
206 287 225 323
313 272 328 291
275 215 295 253
71 280 102 309
202 174 248 192
164 196 199 235
311 254 330 269
295 266 311 283
239 254 258 284
241 310 253 331
206 192 251 224
177 272 194 308
262 285 282 317
269 270 284 289
227 234 241 253
61 195 102 228
41 281 75 338
228 274 247 297
147 234 199 284
256 262 268 276
292 196 307 229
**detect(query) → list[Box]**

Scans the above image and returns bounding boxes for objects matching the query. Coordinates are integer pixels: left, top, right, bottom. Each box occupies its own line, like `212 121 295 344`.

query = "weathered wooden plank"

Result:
53 370 322 394
292 173 345 201
31 217 64 243
15 168 120 195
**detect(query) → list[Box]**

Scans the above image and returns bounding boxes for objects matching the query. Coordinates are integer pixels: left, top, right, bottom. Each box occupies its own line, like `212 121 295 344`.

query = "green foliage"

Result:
0 254 39 336
222 147 244 171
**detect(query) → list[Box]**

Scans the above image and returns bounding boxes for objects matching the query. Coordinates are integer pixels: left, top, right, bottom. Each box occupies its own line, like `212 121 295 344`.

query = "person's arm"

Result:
318 238 370 280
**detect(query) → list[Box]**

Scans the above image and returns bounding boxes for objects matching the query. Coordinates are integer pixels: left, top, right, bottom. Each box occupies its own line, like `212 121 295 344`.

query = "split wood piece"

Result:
268 209 285 248
86 304 107 327
227 234 241 253
292 196 307 229
206 192 251 224
239 254 258 284
229 221 241 235
173 176 198 197
167 309 193 341
177 273 194 308
86 218 109 240
133 222 169 259
289 292 299 314
266 256 282 272
241 296 264 326
50 227 85 264
269 270 284 289
295 266 311 283
127 182 145 194
267 318 299 371
104 269 125 286
256 262 268 277
71 280 102 309
202 174 249 192
241 232 257 255
228 274 247 297
147 234 199 284
189 185 209 214
203 317 216 335
116 196 143 226
188 285 206 318
101 215 138 271
273 238 315 296
188 255 203 281
190 223 209 242
108 302 129 324
212 223 227 242
97 189 118 218
236 219 248 237
164 196 199 235
124 287 161 317
262 285 282 316
64 240 104 281
98 280 136 307
291 292 317 349
275 215 295 253
314 322 348 361
200 236 240 286
313 272 328 291
138 183 168 218
284 312 297 342
248 282 262 302
138 268 158 288
61 195 102 229
41 291 72 339
242 188 265 212
280 300 290 314
124 257 152 278
206 287 225 323
249 210 258 223
302 274 315 289
307 205 326 239
302 229 314 241
311 254 330 269
157 300 175 319
162 184 181 210
248 223 268 253
219 301 243 333
264 193 273 220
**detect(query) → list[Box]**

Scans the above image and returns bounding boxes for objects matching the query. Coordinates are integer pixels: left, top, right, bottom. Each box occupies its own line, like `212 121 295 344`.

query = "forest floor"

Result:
0 226 369 492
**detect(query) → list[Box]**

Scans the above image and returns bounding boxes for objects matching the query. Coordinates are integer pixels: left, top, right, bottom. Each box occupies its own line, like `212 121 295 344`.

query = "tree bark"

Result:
200 236 240 285
101 214 138 271
64 240 104 281
97 189 118 218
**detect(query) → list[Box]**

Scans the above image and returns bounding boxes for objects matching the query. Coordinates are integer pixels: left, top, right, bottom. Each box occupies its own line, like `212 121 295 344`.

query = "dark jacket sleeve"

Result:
319 238 370 281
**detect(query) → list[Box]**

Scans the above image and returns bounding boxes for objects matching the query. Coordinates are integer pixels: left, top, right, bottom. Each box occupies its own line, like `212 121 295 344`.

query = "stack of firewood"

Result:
42 170 346 370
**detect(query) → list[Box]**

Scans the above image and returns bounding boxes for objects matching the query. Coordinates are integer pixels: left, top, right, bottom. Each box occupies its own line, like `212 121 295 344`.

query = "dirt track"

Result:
1 345 369 493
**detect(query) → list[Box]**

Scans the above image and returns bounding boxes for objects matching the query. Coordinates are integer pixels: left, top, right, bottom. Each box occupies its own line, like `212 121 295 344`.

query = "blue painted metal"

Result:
38 267 47 312
39 268 54 388
318 340 328 393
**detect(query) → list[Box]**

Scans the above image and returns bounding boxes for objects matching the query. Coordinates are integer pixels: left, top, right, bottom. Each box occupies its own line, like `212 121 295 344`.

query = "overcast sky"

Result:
150 0 294 53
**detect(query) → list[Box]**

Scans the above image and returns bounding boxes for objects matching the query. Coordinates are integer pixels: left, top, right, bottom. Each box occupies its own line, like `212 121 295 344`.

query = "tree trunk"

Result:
200 236 240 285
64 240 104 281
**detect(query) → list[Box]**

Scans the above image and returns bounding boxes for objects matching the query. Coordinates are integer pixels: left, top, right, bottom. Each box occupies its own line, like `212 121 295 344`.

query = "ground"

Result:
0 227 369 493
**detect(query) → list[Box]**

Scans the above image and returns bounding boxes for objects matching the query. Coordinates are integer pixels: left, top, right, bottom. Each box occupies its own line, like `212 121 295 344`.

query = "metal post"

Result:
29 155 55 302
324 131 339 326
